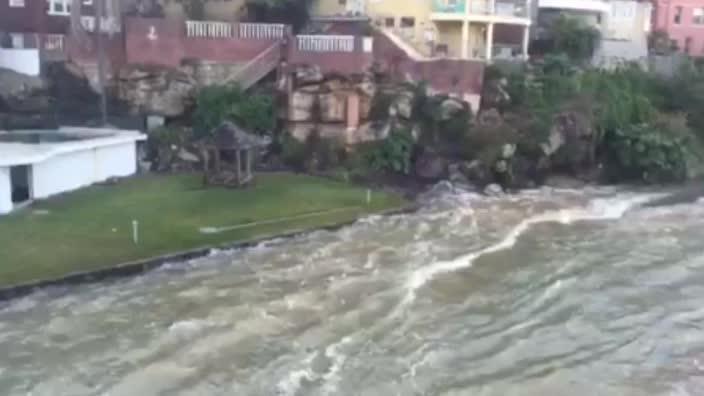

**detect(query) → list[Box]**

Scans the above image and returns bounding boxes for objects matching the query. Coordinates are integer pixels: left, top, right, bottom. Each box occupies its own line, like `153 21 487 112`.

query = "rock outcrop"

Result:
0 67 49 113
117 66 197 117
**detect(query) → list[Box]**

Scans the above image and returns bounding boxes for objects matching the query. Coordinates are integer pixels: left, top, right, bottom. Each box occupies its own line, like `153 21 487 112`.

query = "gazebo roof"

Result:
208 121 270 150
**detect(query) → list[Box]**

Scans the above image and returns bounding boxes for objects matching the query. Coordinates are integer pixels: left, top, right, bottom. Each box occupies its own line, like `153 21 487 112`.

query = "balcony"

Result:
432 0 530 22
537 0 610 13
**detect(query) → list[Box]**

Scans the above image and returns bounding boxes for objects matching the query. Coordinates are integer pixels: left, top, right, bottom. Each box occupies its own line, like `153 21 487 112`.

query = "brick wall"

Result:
372 30 484 97
124 18 282 67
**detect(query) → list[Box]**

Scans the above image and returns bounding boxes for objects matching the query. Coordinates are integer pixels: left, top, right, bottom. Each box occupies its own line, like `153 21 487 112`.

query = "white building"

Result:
0 128 146 214
535 0 652 66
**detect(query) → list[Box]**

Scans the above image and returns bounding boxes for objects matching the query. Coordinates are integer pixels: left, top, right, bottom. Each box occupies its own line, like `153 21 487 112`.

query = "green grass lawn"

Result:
0 173 407 287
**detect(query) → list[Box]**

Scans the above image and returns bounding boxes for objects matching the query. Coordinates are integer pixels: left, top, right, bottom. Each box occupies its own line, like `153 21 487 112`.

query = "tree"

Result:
550 16 601 62
193 84 275 136
183 0 205 20
70 0 121 125
244 0 313 32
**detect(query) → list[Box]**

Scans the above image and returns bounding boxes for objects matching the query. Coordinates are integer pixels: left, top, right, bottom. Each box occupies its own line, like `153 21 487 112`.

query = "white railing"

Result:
239 23 286 39
296 35 355 52
186 20 235 38
44 34 65 51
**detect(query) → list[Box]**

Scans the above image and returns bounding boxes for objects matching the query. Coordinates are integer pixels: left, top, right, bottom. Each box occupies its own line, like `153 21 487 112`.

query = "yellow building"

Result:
312 0 531 61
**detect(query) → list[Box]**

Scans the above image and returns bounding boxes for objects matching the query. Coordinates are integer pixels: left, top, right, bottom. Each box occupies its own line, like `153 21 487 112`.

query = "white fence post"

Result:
296 35 356 52
186 20 235 38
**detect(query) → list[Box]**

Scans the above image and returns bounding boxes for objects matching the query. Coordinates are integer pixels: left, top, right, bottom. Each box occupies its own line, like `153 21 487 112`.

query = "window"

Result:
674 6 683 24
685 36 692 54
10 33 24 49
9 0 25 8
400 17 415 28
338 0 346 4
385 17 395 27
48 0 71 16
694 8 704 24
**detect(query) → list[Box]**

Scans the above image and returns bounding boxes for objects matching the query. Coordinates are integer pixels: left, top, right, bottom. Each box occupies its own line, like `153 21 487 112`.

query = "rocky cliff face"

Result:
117 66 197 117
0 67 49 114
115 62 250 117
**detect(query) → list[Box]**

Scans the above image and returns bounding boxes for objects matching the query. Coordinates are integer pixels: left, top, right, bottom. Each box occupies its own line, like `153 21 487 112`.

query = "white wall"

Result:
32 143 137 200
0 167 12 214
605 0 650 42
0 49 40 76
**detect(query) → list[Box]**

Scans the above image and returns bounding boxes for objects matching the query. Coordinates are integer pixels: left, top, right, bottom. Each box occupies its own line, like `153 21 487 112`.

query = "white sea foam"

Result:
404 193 659 303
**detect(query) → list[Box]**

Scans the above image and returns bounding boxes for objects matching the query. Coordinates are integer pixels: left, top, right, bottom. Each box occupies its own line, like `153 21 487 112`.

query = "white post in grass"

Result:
366 189 371 205
132 220 139 245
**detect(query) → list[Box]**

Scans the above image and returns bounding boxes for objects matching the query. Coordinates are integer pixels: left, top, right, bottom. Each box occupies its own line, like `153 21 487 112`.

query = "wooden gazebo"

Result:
200 121 270 187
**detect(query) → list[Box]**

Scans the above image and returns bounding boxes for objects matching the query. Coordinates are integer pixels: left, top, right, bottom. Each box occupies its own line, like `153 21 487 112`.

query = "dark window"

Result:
385 17 395 27
674 6 683 24
401 17 415 28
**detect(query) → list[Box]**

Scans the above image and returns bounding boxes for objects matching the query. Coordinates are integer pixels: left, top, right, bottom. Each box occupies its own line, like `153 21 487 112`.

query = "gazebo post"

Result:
236 149 242 184
246 149 252 181
214 148 221 172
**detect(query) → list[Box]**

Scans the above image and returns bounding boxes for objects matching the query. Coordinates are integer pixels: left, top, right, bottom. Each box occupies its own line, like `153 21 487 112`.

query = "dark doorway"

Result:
10 165 32 204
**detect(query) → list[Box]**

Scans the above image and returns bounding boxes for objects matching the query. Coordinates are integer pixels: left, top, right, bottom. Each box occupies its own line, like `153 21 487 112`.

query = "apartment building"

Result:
652 0 704 56
535 0 652 41
312 0 532 61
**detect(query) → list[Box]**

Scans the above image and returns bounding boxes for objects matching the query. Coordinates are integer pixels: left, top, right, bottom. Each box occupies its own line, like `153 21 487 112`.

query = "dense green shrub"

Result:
368 91 394 122
279 132 307 169
193 85 275 137
279 131 345 172
604 114 697 182
367 128 415 174
549 16 601 62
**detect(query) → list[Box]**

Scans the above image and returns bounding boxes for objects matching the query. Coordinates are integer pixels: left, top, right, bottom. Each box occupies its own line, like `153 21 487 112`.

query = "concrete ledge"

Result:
0 205 419 302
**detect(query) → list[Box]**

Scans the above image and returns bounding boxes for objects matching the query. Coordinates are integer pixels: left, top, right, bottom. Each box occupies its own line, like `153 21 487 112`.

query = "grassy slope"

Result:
0 173 406 287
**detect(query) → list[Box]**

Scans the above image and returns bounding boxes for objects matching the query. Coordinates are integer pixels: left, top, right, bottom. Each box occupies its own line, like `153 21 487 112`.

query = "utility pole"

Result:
95 0 108 126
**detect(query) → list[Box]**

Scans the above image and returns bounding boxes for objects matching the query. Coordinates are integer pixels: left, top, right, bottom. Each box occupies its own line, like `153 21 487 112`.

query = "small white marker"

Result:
132 220 139 245
366 189 371 205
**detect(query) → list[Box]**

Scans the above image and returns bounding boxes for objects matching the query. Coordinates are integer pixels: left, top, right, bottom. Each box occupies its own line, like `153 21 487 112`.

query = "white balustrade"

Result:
44 34 65 51
296 35 355 52
186 20 235 38
238 23 286 39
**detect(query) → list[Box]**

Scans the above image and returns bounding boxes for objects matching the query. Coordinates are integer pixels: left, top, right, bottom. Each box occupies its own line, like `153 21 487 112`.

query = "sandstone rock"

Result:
392 90 414 120
289 91 317 122
118 66 197 117
482 77 511 110
356 74 376 97
319 92 347 123
415 152 448 180
440 97 465 120
501 143 517 159
448 162 472 187
477 108 503 127
296 65 324 85
0 67 49 113
177 148 200 163
461 160 492 186
484 183 504 196
494 159 509 174
544 109 594 171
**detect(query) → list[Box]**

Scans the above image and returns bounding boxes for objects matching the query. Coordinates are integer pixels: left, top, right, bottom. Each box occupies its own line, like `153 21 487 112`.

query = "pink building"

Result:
653 0 704 56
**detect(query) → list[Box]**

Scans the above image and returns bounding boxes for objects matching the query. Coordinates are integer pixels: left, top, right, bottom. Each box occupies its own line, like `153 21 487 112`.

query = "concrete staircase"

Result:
224 41 283 89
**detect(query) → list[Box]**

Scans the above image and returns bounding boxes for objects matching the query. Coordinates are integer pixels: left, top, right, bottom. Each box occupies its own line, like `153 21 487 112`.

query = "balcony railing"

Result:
296 35 356 52
433 0 529 18
433 0 466 13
